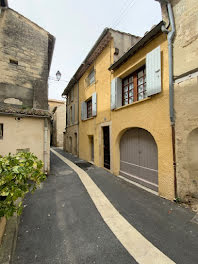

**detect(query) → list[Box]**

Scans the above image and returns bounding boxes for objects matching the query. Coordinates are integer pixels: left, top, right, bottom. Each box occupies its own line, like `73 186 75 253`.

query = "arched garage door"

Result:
120 128 158 192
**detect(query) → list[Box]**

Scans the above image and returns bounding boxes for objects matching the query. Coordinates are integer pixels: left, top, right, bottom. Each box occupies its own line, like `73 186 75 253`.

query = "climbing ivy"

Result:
0 152 46 218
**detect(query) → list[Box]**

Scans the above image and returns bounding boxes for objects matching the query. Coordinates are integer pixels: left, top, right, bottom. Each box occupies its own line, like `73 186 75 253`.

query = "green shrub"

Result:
0 152 46 218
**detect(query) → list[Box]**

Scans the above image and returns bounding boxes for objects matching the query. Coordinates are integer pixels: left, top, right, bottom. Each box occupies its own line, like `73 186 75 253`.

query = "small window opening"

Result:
0 124 3 139
9 59 18 66
87 98 92 118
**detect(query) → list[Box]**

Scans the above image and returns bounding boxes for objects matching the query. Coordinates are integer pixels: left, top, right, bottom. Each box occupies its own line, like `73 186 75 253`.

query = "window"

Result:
87 99 92 118
81 92 97 121
0 124 3 139
122 66 146 106
9 59 18 66
86 68 95 86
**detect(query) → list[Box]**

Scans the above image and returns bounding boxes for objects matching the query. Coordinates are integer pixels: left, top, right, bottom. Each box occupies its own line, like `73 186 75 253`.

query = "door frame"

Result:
103 126 110 170
99 121 112 171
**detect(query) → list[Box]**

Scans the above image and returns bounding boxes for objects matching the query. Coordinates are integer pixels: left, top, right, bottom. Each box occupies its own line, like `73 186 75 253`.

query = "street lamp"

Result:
56 71 61 81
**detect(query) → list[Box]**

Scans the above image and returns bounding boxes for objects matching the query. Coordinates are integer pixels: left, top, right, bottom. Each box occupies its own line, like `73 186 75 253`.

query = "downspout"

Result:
156 0 177 198
44 118 48 174
77 81 79 157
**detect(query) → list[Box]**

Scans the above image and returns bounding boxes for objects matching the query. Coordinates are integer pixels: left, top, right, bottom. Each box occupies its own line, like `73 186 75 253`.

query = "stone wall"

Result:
49 100 66 147
0 8 54 110
159 0 198 199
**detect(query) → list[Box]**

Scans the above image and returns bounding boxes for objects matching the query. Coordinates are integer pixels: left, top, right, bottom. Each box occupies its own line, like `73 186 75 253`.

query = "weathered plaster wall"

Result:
78 34 174 200
0 8 51 110
0 116 50 172
64 83 79 155
64 125 78 155
49 100 66 147
112 34 174 200
174 77 198 198
78 40 113 165
159 0 198 199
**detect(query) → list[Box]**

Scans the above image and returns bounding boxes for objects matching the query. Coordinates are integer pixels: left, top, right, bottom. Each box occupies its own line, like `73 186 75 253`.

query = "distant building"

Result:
0 0 55 173
48 99 66 148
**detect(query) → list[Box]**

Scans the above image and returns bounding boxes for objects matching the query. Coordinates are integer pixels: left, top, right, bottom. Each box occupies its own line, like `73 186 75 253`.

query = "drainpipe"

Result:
77 81 79 157
156 0 177 198
44 118 48 174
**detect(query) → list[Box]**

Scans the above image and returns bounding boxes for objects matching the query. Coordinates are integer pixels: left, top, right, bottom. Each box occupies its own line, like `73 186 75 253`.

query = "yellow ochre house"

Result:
63 21 175 200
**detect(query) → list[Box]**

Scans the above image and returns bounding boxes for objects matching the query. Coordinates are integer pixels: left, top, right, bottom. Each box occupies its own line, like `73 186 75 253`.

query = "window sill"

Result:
114 97 150 111
85 80 98 89
82 116 95 122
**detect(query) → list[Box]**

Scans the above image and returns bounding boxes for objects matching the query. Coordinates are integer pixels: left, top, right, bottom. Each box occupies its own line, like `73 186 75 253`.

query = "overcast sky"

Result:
8 0 162 100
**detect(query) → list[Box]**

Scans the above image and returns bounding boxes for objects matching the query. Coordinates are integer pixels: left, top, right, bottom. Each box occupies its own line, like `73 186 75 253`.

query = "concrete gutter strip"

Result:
0 215 19 264
0 217 6 245
108 21 164 71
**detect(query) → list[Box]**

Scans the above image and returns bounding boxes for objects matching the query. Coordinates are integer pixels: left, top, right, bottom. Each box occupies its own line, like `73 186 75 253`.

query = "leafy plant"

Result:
0 152 46 218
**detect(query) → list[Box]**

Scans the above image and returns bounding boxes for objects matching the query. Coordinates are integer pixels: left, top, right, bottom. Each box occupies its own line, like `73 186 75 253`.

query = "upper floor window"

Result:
122 66 146 106
87 99 92 118
0 124 3 139
86 68 95 87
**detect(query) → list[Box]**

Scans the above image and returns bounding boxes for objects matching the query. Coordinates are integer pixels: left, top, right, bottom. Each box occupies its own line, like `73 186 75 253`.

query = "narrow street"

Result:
13 148 198 264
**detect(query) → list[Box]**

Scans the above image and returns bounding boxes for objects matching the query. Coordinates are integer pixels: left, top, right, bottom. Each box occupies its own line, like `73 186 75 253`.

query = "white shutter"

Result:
146 46 161 96
111 78 122 110
81 102 87 120
92 92 97 117
72 104 75 124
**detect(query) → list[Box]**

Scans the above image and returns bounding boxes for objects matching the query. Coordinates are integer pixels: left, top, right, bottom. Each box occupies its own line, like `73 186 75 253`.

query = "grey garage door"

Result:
120 128 158 192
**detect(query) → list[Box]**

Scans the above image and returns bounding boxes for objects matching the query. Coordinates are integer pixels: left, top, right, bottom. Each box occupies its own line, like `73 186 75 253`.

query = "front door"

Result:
103 126 110 169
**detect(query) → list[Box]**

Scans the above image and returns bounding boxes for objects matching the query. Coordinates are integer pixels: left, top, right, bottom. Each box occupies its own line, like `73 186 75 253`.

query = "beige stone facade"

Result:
0 115 51 171
159 0 198 199
49 99 66 147
0 3 55 173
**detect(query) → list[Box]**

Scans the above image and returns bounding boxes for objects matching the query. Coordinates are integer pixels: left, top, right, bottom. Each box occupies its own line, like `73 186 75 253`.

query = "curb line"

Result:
0 215 20 264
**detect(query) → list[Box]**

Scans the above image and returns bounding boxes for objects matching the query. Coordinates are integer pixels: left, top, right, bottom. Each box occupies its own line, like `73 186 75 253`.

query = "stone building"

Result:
156 0 198 200
0 0 55 173
48 99 66 148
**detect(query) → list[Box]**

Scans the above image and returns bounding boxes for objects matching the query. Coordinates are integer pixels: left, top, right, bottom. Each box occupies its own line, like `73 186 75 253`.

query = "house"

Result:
63 23 175 200
0 1 55 173
48 99 66 148
62 28 140 157
156 0 198 200
109 22 174 200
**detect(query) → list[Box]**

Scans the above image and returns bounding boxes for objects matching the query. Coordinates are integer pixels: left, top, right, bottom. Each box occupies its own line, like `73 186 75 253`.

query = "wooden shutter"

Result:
92 92 97 117
81 101 87 120
146 46 161 96
72 104 75 124
67 107 70 126
111 77 122 110
71 89 74 102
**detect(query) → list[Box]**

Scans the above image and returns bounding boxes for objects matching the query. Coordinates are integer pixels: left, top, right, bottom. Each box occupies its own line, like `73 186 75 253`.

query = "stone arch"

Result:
119 127 158 192
186 128 198 196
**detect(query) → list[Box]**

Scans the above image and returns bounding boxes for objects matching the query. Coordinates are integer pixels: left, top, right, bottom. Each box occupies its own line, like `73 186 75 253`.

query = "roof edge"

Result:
62 28 110 96
109 21 165 71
